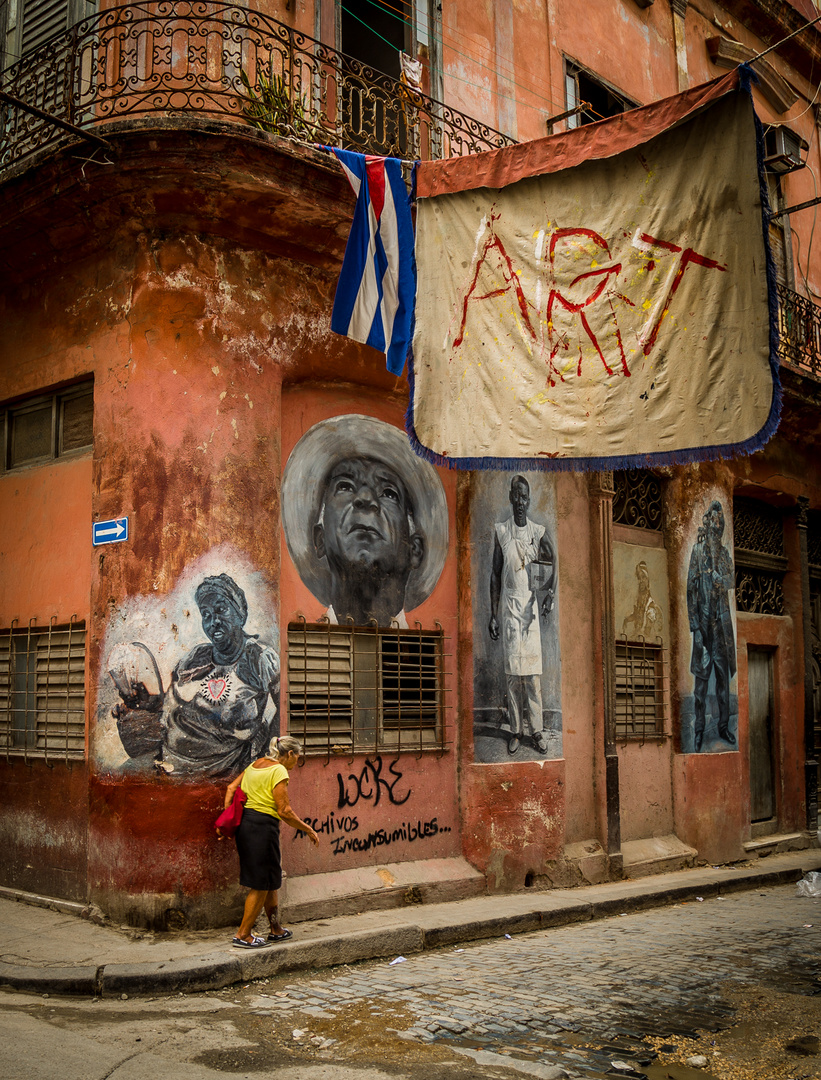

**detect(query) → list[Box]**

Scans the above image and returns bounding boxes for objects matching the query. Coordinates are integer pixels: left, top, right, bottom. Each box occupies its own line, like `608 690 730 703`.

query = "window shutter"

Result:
35 629 86 754
0 624 86 759
287 623 445 754
288 626 354 752
615 639 666 738
21 0 70 55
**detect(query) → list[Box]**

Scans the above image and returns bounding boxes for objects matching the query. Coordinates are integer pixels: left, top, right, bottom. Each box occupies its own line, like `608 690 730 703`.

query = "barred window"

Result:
287 621 446 755
2 381 93 472
0 621 86 760
615 637 667 739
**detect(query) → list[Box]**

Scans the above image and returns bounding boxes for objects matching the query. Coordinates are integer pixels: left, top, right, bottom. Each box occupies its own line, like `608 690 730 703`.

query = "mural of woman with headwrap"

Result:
110 574 280 776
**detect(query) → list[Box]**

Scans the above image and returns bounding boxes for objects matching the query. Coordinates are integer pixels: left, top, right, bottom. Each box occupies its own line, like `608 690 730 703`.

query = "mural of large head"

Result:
282 415 448 626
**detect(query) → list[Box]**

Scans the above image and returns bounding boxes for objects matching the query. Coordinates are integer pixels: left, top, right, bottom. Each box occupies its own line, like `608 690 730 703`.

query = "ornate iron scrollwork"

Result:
0 2 515 170
777 282 821 377
735 569 784 615
733 498 786 615
612 469 662 531
733 498 785 557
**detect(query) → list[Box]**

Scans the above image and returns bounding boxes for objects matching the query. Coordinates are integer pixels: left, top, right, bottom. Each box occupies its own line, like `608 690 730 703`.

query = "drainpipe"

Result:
797 497 819 831
670 0 689 92
590 471 623 875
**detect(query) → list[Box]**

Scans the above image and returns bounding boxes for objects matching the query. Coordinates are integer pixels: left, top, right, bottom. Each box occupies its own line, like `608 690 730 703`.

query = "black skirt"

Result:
235 807 282 891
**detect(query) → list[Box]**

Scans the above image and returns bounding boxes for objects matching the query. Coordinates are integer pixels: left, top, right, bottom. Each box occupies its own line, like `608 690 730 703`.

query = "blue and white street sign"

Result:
92 517 129 547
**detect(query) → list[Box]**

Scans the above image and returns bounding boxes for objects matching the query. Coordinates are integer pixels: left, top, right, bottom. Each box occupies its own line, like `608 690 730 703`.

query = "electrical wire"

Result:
349 0 563 109
341 0 563 118
747 11 821 64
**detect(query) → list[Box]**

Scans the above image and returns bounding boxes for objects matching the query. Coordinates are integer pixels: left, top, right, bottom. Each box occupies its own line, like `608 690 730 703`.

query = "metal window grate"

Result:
0 619 86 763
733 498 786 615
287 619 447 757
612 469 663 531
615 636 667 739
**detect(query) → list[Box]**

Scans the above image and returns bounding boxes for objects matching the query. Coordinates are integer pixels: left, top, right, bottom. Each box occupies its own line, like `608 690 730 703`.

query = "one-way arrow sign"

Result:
92 517 129 547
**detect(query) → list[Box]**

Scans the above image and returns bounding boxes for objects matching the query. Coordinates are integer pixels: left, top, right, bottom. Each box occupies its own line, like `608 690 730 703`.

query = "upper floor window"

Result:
2 381 93 472
564 60 635 128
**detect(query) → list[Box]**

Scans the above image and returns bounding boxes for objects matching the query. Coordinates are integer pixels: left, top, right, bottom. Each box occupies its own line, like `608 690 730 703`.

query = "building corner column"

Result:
589 470 622 876
797 497 818 832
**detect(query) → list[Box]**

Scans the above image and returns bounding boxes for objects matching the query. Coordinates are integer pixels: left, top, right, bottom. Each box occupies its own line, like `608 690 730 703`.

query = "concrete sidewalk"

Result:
2 850 820 998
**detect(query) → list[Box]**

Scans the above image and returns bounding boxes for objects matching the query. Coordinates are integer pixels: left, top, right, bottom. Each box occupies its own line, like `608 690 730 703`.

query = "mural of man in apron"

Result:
489 476 555 754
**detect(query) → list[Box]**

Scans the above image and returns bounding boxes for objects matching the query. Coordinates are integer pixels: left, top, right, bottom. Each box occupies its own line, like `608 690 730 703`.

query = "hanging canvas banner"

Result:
408 68 779 471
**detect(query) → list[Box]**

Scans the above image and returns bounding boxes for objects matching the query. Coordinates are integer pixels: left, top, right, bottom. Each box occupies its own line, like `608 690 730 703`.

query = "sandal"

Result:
267 928 293 942
232 935 271 949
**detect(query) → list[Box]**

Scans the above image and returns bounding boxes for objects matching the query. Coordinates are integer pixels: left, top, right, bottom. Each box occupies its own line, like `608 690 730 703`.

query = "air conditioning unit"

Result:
764 126 806 174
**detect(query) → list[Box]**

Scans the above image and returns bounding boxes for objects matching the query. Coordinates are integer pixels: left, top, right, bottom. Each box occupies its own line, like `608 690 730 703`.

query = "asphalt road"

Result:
2 882 820 1080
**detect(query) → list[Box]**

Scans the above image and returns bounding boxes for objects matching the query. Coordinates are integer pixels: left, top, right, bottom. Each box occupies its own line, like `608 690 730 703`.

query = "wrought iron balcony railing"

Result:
777 282 821 378
0 2 514 173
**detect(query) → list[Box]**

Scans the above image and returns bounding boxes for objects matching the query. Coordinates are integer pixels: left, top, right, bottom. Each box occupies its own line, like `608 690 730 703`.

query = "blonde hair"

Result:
273 735 303 759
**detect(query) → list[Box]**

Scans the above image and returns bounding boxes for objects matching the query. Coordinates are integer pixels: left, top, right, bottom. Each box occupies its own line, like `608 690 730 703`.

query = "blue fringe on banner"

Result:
405 66 782 474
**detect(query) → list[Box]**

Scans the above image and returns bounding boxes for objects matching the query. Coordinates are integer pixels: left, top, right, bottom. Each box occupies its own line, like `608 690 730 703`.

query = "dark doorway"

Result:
341 0 410 80
340 0 412 154
748 648 776 823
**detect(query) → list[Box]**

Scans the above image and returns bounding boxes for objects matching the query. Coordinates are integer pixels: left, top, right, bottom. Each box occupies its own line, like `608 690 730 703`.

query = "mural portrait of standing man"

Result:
471 473 562 763
684 498 738 753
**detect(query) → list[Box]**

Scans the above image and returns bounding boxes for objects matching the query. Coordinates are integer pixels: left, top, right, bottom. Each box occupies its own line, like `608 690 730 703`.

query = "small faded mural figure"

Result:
110 574 279 775
489 475 556 755
622 560 663 639
282 415 448 627
687 500 737 751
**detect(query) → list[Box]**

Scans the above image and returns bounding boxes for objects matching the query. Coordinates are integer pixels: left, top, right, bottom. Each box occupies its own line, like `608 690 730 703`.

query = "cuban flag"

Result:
329 149 416 376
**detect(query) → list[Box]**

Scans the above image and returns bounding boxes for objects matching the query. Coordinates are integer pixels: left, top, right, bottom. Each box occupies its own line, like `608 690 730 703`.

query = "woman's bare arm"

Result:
223 772 244 810
273 780 319 845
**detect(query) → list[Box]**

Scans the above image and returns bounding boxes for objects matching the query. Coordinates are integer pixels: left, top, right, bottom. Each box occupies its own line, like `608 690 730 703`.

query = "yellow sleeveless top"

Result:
240 761 288 818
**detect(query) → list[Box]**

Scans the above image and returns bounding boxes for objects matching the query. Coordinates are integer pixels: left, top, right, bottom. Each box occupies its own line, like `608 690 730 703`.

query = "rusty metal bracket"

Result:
0 89 114 152
770 194 821 220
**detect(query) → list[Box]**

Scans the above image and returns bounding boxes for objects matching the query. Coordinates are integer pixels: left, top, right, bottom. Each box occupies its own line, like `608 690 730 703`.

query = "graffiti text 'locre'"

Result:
337 756 411 809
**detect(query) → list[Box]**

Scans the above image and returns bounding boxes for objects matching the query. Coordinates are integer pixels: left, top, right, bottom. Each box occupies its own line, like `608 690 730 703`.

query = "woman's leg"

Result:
264 890 283 935
236 889 268 940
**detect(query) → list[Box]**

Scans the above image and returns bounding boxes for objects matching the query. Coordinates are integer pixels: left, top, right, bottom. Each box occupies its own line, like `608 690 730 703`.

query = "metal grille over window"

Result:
287 620 447 756
612 469 663 530
615 636 667 739
733 498 786 616
0 619 86 762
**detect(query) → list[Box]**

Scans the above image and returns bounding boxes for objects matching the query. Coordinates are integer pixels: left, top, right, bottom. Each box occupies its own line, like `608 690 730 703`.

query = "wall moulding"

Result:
706 36 798 113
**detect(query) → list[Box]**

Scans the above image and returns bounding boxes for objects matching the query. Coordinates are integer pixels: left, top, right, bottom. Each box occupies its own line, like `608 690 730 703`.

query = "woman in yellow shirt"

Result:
224 735 319 948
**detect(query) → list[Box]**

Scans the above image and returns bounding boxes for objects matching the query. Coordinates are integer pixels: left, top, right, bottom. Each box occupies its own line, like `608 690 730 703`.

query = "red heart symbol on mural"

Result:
208 678 227 700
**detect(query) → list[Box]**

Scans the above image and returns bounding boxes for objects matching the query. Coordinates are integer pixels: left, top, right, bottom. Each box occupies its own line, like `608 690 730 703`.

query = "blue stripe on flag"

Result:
330 149 416 376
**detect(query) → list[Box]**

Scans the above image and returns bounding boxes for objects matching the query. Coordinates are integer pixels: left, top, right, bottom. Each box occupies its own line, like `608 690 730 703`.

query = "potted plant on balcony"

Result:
240 68 316 140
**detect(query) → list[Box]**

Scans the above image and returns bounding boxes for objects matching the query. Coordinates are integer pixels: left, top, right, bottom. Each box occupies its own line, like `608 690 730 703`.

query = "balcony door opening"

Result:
339 0 412 155
342 0 410 81
748 647 777 829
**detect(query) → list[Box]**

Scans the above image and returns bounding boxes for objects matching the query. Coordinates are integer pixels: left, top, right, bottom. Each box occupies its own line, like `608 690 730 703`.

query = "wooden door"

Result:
748 648 776 823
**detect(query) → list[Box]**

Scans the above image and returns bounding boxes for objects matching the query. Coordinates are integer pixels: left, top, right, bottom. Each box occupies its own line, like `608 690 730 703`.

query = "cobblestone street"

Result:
236 882 821 1080
2 882 821 1080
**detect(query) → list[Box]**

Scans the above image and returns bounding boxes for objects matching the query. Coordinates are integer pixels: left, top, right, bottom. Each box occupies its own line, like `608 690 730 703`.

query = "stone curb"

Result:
0 859 815 998
0 963 100 996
